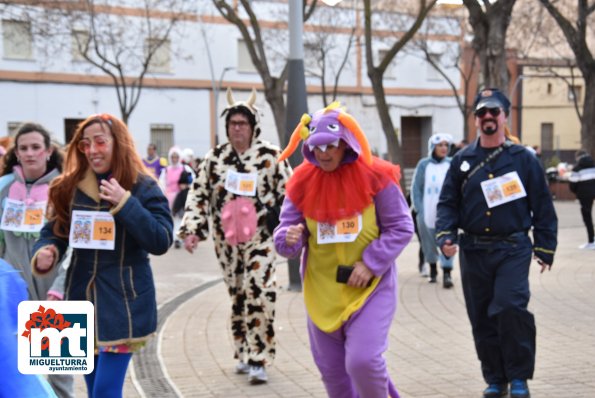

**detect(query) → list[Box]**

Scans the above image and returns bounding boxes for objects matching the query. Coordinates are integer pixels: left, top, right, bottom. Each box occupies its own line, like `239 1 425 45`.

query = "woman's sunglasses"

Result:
474 107 501 118
77 136 111 153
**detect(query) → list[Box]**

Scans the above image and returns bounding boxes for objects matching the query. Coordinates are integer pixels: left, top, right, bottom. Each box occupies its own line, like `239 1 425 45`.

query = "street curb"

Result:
133 278 223 397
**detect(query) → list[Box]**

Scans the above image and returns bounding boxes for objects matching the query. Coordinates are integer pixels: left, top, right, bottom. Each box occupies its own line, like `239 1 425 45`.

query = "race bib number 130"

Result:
317 215 363 245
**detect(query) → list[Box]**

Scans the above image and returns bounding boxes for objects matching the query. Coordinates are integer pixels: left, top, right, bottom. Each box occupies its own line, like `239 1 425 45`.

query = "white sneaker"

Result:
235 361 249 374
248 366 268 384
579 242 595 250
420 263 429 277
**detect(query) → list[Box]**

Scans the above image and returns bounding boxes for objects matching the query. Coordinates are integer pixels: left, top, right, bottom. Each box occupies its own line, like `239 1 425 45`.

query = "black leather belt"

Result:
462 231 528 244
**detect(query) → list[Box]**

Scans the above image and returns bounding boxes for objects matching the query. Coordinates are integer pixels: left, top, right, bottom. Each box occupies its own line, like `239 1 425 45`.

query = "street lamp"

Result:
196 11 220 148
286 0 308 147
284 0 308 291
214 66 235 145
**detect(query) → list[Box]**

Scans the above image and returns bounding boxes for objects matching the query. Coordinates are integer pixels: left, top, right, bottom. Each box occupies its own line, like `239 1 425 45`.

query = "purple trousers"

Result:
307 280 400 398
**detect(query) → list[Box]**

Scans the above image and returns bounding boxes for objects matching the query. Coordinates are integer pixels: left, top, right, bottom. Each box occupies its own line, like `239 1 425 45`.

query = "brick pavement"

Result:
72 201 595 397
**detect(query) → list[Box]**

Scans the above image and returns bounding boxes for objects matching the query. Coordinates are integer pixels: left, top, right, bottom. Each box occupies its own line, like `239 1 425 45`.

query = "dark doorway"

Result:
540 122 554 151
401 116 433 168
64 118 84 145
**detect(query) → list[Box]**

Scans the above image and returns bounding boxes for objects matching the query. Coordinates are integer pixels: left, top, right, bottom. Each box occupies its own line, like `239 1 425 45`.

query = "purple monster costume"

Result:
274 103 413 397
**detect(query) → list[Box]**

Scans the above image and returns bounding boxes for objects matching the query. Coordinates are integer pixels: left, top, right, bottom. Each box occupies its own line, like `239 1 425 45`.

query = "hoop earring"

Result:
17 157 21 163
47 156 51 162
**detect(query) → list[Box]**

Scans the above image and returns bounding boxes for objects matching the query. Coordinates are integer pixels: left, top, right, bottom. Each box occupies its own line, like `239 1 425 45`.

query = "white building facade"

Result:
0 1 465 167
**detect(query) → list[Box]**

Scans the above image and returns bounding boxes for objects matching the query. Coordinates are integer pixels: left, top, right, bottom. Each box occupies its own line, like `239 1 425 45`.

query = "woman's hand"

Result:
347 261 374 288
285 224 305 246
99 178 126 205
35 246 56 272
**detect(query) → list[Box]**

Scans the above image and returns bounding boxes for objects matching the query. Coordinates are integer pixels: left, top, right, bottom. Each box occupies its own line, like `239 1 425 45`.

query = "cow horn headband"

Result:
221 87 259 119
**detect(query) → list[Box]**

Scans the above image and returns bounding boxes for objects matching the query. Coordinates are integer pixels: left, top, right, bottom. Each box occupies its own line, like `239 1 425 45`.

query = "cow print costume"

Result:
179 89 292 369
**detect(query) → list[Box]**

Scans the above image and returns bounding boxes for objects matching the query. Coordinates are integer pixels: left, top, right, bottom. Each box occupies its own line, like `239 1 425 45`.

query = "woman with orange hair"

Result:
274 103 414 397
31 113 173 398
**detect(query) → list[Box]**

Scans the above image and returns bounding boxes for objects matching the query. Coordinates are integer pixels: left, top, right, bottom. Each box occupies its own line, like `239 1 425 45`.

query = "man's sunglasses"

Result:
474 107 501 118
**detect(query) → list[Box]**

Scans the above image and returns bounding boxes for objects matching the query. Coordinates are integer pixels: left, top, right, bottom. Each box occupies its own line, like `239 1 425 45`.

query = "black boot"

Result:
429 263 437 283
443 269 453 289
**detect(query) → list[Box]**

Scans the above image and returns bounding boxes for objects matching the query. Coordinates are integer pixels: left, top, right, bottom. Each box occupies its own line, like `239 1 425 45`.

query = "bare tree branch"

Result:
462 0 517 92
538 0 595 155
20 0 194 124
303 5 356 106
212 0 320 144
363 0 437 167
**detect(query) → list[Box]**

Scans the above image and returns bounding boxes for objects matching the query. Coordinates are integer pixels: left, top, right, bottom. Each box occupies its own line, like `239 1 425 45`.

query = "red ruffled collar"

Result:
286 157 400 223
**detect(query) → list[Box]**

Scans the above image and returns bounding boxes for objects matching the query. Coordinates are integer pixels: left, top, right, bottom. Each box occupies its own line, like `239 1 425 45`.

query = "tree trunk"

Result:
463 116 470 141
581 72 595 157
464 0 516 93
482 13 510 91
263 80 287 146
536 0 595 157
368 70 402 166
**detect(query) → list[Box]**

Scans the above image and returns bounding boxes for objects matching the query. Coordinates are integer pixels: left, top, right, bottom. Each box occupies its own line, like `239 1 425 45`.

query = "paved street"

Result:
73 201 595 397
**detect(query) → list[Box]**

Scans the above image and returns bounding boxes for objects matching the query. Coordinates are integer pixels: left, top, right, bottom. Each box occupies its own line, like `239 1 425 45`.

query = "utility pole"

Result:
214 67 234 146
285 0 308 291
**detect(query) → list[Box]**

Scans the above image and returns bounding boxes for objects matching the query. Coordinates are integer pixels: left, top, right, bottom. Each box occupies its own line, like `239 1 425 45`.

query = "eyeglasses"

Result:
474 107 501 118
77 136 111 153
229 120 250 128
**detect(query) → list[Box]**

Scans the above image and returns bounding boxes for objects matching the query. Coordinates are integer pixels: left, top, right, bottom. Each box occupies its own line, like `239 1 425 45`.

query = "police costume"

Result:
436 89 557 388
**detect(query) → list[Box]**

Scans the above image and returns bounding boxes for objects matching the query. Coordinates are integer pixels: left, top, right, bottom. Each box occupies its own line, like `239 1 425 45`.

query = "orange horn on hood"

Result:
337 112 372 165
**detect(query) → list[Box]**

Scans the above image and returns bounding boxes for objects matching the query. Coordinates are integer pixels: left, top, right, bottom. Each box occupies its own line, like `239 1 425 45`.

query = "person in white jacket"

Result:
411 133 455 288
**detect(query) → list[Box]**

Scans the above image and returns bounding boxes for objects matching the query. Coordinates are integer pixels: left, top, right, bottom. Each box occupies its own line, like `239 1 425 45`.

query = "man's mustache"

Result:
481 118 497 125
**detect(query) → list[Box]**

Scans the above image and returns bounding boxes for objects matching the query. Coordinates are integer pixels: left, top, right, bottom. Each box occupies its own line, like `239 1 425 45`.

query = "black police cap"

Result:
473 88 511 115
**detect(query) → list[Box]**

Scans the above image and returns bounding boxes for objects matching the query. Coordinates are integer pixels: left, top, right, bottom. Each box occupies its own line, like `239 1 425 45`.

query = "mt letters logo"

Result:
18 301 94 375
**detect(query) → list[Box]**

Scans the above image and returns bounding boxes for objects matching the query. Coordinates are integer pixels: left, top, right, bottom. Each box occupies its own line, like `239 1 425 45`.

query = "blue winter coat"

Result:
33 170 173 346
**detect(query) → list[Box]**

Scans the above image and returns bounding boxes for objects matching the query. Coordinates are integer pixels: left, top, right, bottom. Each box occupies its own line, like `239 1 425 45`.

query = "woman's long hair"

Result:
49 113 150 238
1 122 64 177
